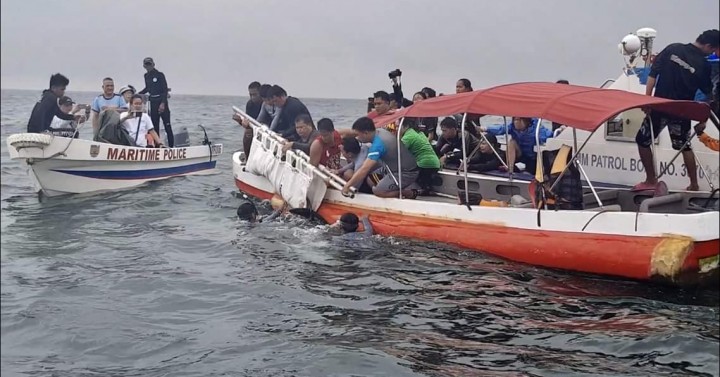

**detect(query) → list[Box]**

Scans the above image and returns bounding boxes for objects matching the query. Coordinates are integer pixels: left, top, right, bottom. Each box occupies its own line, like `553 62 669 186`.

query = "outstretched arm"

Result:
360 215 373 235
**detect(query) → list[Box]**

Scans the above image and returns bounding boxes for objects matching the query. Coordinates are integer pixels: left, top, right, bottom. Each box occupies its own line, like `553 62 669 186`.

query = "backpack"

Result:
94 110 135 146
530 145 584 210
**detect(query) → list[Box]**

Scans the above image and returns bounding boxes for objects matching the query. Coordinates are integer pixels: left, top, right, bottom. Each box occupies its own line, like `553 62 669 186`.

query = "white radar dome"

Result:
619 34 641 55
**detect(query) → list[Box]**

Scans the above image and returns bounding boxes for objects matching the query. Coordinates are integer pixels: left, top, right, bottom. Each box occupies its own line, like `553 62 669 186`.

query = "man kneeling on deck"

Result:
341 117 420 199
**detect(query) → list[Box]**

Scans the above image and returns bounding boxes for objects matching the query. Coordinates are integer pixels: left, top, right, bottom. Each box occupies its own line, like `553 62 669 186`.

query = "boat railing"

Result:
599 79 616 89
232 106 355 197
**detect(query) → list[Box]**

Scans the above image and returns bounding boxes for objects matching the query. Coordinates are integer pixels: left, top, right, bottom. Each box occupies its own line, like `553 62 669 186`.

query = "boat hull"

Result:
233 152 719 288
7 134 222 197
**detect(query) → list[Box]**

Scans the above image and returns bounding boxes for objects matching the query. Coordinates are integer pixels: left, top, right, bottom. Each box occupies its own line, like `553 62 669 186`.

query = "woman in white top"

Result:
120 94 163 147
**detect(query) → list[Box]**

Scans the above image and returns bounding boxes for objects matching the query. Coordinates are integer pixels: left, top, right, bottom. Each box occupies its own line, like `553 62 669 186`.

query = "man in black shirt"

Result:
139 57 174 147
232 81 263 157
634 29 718 192
27 73 84 133
269 85 311 141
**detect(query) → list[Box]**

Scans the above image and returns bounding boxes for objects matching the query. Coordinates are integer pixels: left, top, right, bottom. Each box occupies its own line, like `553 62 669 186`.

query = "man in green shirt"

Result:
401 123 441 195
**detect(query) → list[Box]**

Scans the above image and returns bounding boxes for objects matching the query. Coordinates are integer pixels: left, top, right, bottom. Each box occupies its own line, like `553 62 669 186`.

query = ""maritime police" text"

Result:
107 147 187 161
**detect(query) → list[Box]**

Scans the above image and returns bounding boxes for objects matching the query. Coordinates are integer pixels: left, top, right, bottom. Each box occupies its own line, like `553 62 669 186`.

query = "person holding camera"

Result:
120 94 164 148
434 117 480 169
388 69 413 109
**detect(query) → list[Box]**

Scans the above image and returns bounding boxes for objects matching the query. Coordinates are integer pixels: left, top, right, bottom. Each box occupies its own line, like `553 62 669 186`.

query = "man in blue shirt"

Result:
341 117 419 199
480 117 555 175
91 77 126 137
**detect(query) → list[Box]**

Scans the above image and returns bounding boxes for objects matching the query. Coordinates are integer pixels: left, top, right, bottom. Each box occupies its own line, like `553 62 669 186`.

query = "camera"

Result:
388 69 402 80
445 150 463 161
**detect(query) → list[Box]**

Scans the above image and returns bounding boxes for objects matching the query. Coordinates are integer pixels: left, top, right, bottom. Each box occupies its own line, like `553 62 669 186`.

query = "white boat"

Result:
434 27 719 193
6 131 223 197
232 82 719 288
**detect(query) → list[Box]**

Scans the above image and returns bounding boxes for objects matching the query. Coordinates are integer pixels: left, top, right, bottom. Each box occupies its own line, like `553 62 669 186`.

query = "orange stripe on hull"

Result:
236 179 719 285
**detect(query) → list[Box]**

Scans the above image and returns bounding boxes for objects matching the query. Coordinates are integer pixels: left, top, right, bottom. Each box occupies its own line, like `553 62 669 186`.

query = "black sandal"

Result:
404 189 419 200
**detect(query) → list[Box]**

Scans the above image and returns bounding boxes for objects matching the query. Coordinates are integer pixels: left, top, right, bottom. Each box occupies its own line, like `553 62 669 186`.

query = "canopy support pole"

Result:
471 121 509 170
647 115 660 183
504 116 512 183
396 117 406 199
460 113 470 209
548 128 599 194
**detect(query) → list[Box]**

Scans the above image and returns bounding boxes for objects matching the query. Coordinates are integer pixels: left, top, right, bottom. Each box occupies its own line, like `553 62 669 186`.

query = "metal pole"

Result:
503 116 512 178
460 113 470 207
576 163 603 208
657 131 696 179
548 128 599 193
692 149 715 191
572 128 578 153
647 115 659 181
534 118 545 180
710 110 720 131
472 121 508 170
396 117 406 199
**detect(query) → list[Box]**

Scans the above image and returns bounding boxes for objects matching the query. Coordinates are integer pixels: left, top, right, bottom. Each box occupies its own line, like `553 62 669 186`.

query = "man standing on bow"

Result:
633 29 718 192
139 57 174 147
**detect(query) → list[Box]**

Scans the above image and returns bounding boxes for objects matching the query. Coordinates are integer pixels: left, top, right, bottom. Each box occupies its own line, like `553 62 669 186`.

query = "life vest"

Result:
529 144 584 210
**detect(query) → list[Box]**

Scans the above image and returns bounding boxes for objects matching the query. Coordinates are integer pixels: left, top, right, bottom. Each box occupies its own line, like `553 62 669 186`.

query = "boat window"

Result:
604 108 657 144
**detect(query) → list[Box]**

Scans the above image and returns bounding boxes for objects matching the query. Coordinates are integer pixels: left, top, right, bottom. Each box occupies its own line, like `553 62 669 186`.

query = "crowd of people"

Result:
24 29 719 204
26 57 174 148
233 75 572 200
233 29 719 203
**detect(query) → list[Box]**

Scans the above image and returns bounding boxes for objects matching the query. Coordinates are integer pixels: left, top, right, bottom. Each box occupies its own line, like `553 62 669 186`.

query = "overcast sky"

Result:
1 0 718 99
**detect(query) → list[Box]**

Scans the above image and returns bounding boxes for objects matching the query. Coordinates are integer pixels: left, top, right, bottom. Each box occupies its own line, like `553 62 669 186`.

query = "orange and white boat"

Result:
232 83 719 288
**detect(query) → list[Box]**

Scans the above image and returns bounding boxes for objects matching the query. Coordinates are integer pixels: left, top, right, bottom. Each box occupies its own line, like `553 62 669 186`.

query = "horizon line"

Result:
0 87 364 101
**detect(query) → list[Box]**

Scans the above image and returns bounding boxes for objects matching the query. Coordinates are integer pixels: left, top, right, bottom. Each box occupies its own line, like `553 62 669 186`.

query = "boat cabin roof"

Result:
374 82 711 132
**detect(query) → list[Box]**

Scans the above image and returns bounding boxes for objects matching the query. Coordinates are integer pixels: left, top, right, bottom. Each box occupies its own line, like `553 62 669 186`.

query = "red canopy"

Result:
373 82 711 132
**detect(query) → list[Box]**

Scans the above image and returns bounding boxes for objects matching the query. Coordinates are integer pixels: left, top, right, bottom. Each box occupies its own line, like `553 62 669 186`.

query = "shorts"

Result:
375 169 419 192
635 112 691 151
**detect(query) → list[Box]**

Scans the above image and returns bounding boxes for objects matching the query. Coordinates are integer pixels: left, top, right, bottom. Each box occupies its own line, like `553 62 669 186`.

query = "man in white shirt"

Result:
119 94 163 147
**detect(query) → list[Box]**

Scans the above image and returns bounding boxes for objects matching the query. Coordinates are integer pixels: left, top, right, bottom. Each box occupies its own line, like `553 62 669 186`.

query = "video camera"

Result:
388 69 402 80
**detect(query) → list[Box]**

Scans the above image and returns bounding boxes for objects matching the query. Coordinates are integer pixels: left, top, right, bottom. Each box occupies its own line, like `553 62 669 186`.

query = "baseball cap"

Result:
58 96 75 106
143 57 154 65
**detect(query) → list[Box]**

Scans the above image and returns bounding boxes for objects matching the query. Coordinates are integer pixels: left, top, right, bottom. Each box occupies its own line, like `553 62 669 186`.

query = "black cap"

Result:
58 96 75 106
143 57 155 65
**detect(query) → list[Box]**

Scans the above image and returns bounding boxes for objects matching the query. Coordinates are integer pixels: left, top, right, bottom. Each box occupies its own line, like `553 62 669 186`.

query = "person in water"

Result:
329 213 373 240
236 197 285 223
